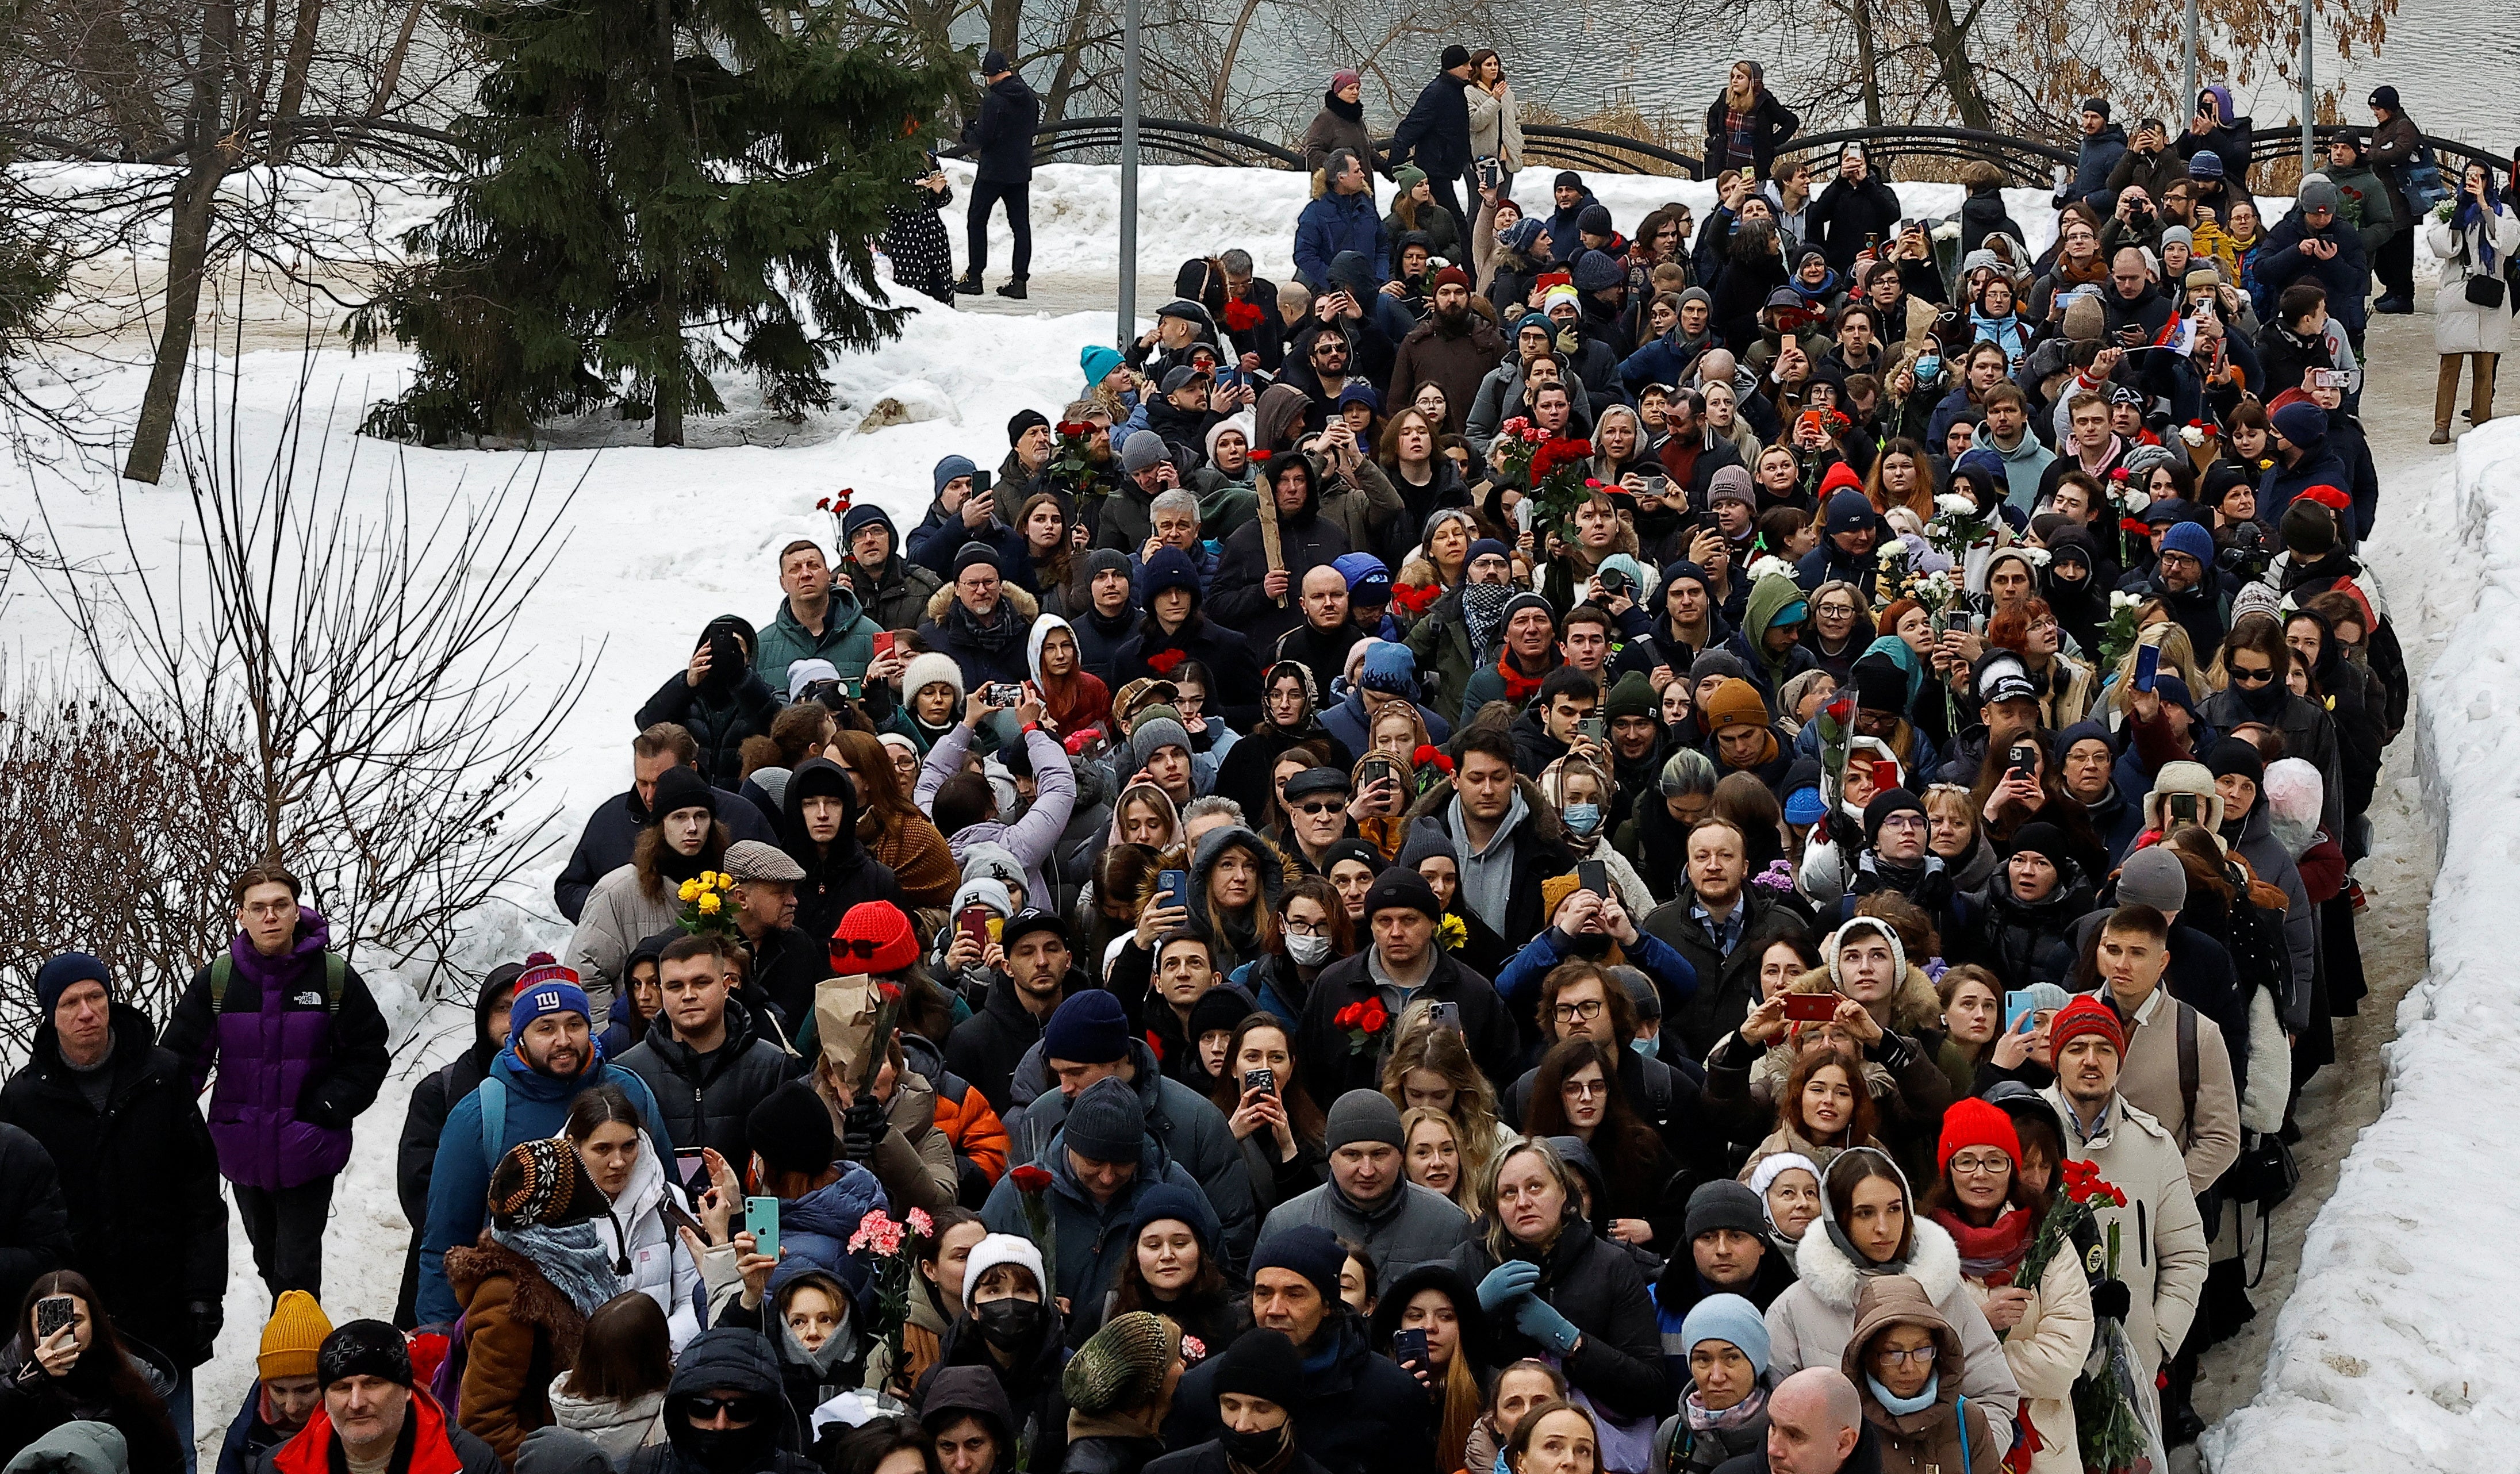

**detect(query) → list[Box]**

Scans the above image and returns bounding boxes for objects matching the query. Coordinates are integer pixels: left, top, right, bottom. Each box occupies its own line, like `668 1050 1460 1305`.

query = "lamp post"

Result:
1117 0 1141 347
2300 0 2316 172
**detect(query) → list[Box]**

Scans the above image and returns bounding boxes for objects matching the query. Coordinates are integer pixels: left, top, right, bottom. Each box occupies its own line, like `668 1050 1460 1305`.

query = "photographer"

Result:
2102 117 2189 217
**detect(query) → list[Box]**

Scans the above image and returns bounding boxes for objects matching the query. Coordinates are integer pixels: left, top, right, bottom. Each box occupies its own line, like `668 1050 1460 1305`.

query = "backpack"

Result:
208 951 348 1012
2404 144 2452 214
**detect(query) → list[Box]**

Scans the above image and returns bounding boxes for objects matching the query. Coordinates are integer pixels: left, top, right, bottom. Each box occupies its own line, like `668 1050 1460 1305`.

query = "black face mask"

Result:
675 1415 778 1473
974 1297 1045 1350
1219 1423 1290 1469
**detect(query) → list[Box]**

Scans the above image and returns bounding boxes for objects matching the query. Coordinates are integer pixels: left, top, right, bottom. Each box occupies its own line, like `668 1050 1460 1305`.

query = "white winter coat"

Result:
594 1145 703 1346
1465 82 1525 171
547 1379 667 1467
2038 1087 2207 1382
2429 206 2520 356
1954 1235 2094 1474
1766 1215 2022 1452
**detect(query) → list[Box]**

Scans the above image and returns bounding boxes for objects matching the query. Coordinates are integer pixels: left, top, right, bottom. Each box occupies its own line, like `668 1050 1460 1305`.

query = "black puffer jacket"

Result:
1966 870 2095 988
0 1124 70 1326
0 1006 224 1367
615 998 800 1169
626 1328 818 1474
634 622 782 790
777 758 911 943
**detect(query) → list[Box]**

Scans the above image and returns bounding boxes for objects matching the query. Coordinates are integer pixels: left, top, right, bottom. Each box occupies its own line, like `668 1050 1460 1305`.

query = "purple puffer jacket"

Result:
195 910 354 1189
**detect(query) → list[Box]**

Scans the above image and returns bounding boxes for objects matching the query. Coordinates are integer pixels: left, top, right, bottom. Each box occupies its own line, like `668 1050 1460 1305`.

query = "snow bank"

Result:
2199 420 2520 1472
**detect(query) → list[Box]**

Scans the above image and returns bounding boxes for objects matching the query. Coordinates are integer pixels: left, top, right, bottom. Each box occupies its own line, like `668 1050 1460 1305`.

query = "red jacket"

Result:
265 1392 496 1474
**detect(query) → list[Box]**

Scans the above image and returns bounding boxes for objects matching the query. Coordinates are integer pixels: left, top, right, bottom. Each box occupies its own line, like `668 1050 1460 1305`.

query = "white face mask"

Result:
1286 934 1334 967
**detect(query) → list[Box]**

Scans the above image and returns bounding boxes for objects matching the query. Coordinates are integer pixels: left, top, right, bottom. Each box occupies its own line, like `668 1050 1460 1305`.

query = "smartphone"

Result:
1870 760 1898 791
2165 793 2205 828
744 1197 780 1261
972 468 993 496
2003 991 2038 1032
957 905 992 951
673 1147 709 1188
1357 757 1398 794
1577 859 1609 897
1243 1066 1277 1097
1394 1327 1430 1365
1740 166 1756 184
34 1296 74 1341
1429 1001 1464 1035
1782 993 1842 1023
2132 642 2162 693
2007 742 2039 781
1158 869 1188 908
870 631 895 663
984 682 1023 707
1576 716 1606 745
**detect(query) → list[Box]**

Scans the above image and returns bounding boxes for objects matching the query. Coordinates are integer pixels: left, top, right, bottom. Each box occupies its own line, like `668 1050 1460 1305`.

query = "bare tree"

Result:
26 352 599 996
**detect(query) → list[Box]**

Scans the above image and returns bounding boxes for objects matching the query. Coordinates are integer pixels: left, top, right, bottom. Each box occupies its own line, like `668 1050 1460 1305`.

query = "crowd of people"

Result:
0 49 2436 1474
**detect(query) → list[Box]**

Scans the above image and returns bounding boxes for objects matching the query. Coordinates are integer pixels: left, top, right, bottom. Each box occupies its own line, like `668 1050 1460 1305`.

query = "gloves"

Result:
186 1300 224 1365
840 1096 887 1162
2089 1279 2132 1322
1476 1260 1541 1314
1513 1294 1582 1356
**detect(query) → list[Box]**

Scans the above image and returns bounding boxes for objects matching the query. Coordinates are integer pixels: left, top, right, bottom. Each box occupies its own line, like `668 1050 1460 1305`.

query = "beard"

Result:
1434 300 1471 336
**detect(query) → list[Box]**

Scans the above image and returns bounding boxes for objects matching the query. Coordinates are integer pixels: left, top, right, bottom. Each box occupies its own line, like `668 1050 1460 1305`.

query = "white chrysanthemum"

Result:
1936 493 1977 517
1746 554 1793 584
2017 544 2053 568
2179 424 2207 447
1877 540 1909 566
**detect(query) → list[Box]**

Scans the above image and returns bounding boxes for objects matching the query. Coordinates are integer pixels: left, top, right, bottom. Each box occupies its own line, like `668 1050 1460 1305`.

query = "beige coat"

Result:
1464 82 1525 171
1953 1231 2093 1474
2106 984 2242 1196
2040 1085 2207 1380
567 863 680 1014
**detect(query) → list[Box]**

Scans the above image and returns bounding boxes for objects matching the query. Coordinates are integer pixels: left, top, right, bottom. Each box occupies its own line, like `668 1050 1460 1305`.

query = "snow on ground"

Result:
2198 418 2520 1472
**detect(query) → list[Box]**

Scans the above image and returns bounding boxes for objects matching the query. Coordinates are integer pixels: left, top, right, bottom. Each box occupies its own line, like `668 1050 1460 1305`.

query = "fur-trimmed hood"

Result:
444 1235 592 1366
922 581 1042 625
1782 961 1943 1037
1793 1204 1963 1311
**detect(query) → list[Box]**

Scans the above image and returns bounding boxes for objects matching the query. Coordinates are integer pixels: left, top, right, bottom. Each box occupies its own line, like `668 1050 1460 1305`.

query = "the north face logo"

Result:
292 991 327 1008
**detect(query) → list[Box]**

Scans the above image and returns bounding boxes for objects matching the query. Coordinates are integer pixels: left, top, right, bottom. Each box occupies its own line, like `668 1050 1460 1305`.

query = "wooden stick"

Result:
1256 470 1286 608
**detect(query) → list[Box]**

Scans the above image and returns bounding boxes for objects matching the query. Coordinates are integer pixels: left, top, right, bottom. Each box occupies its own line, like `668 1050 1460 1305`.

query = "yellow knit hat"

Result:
259 1291 333 1381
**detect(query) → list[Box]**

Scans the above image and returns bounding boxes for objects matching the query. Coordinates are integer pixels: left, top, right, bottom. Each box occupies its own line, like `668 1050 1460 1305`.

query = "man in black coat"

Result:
1164 1230 1435 1474
719 839 830 1036
1641 820 1809 1062
1295 869 1521 1103
958 50 1041 299
2 954 225 1431
616 934 798 1169
1211 455 1353 660
393 960 522 1326
943 912 1085 1113
1146 1330 1334 1474
1117 547 1267 727
555 727 782 921
1384 47 1475 246
0 1121 71 1325
1811 143 1902 272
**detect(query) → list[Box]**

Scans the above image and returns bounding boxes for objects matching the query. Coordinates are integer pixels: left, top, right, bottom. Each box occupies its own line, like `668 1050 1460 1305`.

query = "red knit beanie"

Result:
2048 993 2127 1059
830 901 920 974
1936 1096 2024 1176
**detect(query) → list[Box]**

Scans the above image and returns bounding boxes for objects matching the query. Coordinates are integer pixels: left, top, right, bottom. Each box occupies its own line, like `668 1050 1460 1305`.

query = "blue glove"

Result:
1514 1294 1582 1356
1476 1260 1542 1314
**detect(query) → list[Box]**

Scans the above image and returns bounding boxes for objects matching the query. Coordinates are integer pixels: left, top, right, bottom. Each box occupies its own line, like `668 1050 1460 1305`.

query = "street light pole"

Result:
2300 0 2316 172
2181 0 2198 139
1118 0 1141 348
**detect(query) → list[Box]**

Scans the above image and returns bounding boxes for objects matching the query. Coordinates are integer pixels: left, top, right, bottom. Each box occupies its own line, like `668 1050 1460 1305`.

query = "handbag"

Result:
2230 1130 2301 1287
2465 271 2506 309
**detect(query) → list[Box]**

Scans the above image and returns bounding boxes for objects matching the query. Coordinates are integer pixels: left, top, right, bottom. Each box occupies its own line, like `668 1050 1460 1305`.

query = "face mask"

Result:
1563 803 1602 837
1286 934 1334 967
1219 1423 1290 1469
1915 354 1940 381
1631 1034 1662 1060
973 1296 1044 1350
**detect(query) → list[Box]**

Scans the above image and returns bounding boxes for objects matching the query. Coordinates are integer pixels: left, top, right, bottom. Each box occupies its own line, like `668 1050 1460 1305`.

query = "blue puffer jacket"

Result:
415 1045 671 1325
1294 190 1389 293
979 1129 1201 1314
773 1161 891 1305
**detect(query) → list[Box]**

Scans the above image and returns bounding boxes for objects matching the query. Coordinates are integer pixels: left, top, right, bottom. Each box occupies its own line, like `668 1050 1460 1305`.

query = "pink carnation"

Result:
907 1207 934 1237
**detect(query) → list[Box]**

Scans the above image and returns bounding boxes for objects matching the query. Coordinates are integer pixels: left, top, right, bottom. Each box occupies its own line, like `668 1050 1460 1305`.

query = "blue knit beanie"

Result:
1682 1293 1772 1375
1042 989 1130 1065
34 953 110 1016
933 455 979 497
2161 520 2216 564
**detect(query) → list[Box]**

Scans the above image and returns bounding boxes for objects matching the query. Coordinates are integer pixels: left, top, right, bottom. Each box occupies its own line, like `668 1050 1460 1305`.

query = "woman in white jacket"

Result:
566 1086 704 1346
1464 50 1525 200
1763 1146 2023 1452
2426 160 2520 443
1924 1099 2093 1474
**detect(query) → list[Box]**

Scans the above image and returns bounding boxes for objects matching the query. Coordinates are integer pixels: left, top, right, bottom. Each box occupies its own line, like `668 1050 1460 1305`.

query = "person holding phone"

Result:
0 1270 187 1474
1368 1263 1491 1474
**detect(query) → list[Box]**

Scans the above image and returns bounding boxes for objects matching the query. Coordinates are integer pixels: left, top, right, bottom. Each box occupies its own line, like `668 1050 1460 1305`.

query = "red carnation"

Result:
2119 516 2151 537
1391 582 1441 616
1222 300 1265 332
876 981 903 1002
1334 1003 1361 1028
1056 420 1095 437
1146 648 1187 675
1010 1165 1053 1194
2107 467 2130 482
1248 449 1272 462
1412 743 1441 765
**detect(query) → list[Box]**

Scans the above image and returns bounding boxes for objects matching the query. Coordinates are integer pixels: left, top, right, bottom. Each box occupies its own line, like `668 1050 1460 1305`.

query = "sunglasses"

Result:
2229 663 2276 685
830 938 889 961
685 1396 763 1424
1295 800 1347 816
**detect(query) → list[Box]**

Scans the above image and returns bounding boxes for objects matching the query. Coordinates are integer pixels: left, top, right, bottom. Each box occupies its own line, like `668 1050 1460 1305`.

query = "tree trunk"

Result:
1041 0 1098 124
1205 0 1262 126
125 0 237 484
1923 0 1993 130
271 0 328 162
650 0 684 448
1850 0 1884 126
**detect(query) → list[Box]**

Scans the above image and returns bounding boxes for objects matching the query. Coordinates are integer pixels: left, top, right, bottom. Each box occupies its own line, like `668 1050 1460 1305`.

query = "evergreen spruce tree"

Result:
351 0 947 446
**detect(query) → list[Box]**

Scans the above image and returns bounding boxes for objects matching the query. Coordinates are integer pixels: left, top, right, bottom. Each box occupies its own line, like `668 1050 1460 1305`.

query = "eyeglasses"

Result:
686 1396 763 1424
1561 1076 1609 1097
1874 1345 1938 1368
2230 663 2275 685
1283 919 1325 937
1554 999 1605 1022
1947 1151 2011 1176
